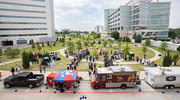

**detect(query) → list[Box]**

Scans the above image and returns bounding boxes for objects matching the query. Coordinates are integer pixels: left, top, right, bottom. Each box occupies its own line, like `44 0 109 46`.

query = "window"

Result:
107 74 112 79
0 15 46 19
0 8 46 13
101 76 106 81
166 76 176 81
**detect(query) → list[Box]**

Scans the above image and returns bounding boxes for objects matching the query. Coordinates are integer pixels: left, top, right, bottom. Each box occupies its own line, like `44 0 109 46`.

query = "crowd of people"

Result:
10 64 22 75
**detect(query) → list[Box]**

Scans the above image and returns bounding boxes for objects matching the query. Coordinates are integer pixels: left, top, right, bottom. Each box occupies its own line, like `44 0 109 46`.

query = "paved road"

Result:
0 71 179 100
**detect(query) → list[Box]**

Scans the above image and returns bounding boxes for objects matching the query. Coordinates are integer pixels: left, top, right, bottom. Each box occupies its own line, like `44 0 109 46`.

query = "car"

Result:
3 72 44 89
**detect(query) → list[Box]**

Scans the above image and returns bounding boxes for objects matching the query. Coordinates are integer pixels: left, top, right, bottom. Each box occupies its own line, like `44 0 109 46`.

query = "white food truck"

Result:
144 67 180 89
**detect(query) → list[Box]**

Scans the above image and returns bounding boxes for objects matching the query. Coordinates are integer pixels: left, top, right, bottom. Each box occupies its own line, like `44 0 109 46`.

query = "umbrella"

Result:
53 70 78 82
44 57 49 59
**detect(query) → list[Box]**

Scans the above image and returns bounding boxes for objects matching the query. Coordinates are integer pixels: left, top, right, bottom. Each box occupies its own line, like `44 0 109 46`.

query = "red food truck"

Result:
91 66 141 89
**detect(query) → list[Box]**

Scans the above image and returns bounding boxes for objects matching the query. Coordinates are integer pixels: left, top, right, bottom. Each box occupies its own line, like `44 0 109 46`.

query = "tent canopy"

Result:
53 70 78 82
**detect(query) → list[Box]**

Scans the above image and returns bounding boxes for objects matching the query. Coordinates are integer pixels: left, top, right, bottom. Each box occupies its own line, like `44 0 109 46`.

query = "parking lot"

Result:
0 71 179 100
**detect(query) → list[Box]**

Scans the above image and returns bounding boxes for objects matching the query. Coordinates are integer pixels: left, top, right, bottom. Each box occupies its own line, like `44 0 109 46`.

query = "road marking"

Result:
0 90 177 94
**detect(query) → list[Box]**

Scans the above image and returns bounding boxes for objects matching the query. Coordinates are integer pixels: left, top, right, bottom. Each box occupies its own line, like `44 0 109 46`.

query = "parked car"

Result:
3 72 44 89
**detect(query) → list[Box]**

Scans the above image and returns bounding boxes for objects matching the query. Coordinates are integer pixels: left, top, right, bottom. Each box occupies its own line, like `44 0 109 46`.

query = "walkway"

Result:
58 47 161 65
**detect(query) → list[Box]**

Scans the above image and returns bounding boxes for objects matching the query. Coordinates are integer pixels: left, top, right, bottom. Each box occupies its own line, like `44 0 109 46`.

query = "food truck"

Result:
144 67 180 90
91 66 141 89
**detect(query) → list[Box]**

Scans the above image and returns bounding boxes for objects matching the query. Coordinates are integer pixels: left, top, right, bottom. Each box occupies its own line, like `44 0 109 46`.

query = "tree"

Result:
68 45 74 55
69 38 71 41
123 43 130 56
84 41 89 47
144 38 151 46
37 41 39 47
118 38 122 42
111 31 119 40
76 41 82 46
31 39 34 44
142 46 147 55
90 42 94 46
134 34 141 43
29 51 34 62
29 39 32 44
162 50 172 67
4 48 20 58
47 41 49 46
59 38 62 42
22 51 30 69
93 41 95 44
53 42 56 46
160 42 168 51
96 34 101 38
32 43 35 50
91 47 98 56
42 42 44 47
56 37 59 41
98 40 101 44
103 41 107 47
172 54 179 66
177 46 180 52
62 42 66 47
168 29 177 39
38 46 42 52
77 45 82 51
49 44 52 49
118 42 121 48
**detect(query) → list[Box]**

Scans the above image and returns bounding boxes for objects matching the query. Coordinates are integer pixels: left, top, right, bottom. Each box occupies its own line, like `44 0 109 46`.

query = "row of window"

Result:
0 28 47 31
0 8 46 13
0 1 45 8
31 0 45 2
0 15 46 19
0 22 46 25
0 33 47 37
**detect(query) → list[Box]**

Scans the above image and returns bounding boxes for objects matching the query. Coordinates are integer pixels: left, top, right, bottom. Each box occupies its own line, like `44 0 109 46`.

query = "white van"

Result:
144 67 180 89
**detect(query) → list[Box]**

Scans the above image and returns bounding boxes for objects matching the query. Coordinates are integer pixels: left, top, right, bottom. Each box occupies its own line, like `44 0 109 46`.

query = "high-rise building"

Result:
0 0 55 46
104 0 171 39
94 25 103 33
104 9 116 31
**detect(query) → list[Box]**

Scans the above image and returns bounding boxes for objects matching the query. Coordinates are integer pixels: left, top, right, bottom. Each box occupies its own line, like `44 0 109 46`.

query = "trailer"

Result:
91 66 141 89
144 67 180 90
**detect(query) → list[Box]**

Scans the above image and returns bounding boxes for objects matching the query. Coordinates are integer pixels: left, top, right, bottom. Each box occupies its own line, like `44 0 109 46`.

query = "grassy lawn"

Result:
150 46 180 66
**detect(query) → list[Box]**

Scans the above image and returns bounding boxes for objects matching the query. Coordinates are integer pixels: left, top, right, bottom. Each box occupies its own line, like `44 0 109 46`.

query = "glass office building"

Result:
0 0 55 46
104 0 171 39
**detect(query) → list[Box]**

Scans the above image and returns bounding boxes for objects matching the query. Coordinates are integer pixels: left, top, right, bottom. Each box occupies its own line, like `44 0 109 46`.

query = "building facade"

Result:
0 0 55 46
94 25 103 33
104 0 171 39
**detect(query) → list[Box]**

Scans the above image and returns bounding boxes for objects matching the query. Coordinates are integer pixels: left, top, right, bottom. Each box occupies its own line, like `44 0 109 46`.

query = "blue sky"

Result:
54 0 180 32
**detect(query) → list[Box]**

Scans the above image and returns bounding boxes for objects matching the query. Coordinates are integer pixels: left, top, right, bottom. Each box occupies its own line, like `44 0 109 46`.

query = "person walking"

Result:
17 66 21 73
15 64 18 72
39 65 42 73
11 67 15 75
88 69 91 76
43 65 46 73
94 63 96 69
0 72 2 81
74 64 76 70
67 64 69 70
136 56 139 63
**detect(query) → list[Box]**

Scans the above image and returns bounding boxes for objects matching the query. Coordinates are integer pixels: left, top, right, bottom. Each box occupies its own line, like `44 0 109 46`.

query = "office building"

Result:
104 0 171 39
94 25 103 33
0 0 55 46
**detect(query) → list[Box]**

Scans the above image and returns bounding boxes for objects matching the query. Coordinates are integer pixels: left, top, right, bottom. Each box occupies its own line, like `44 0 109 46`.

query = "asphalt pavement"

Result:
0 71 179 100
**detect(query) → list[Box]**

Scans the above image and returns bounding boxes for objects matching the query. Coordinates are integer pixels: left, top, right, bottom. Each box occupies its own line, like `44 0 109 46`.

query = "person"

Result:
39 65 42 73
158 64 161 67
15 64 18 72
43 65 46 73
136 56 139 63
11 67 15 75
88 69 91 76
94 63 96 69
67 64 69 70
74 64 76 70
71 64 74 70
0 72 2 81
140 58 142 64
17 66 21 73
99 65 102 68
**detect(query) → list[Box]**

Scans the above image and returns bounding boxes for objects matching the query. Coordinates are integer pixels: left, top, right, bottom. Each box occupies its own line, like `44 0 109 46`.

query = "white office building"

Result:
0 0 55 46
94 25 103 33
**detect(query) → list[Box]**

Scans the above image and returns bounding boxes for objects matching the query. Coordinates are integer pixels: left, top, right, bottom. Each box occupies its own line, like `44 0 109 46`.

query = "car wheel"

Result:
94 85 100 89
169 85 174 90
121 84 127 89
5 83 11 88
28 84 34 89
164 85 169 90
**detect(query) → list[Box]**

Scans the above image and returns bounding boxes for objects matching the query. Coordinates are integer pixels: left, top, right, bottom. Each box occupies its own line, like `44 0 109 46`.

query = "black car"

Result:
3 72 44 89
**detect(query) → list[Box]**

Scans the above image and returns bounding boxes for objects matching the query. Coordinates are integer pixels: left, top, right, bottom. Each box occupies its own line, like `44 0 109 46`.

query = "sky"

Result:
53 0 180 32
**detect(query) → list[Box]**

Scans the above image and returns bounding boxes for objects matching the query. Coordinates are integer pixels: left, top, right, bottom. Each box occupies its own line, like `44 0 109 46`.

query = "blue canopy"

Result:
53 70 77 82
44 57 49 59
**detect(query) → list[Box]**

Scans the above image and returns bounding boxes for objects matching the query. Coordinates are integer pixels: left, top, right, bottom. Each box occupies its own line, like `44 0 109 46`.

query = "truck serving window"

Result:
101 76 106 81
166 76 176 81
107 74 112 79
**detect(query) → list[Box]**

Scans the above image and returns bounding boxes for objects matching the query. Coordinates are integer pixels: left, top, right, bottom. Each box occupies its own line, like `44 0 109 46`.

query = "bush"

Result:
177 46 180 52
93 41 95 44
162 50 172 67
47 41 49 46
144 38 151 46
53 42 56 46
42 42 44 47
69 38 71 41
56 37 59 41
29 51 34 62
160 42 168 51
32 42 35 50
22 51 30 69
98 40 101 44
37 41 39 47
59 38 62 42
38 46 42 52
90 42 94 46
103 41 107 47
4 47 20 58
62 42 65 47
172 54 179 66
